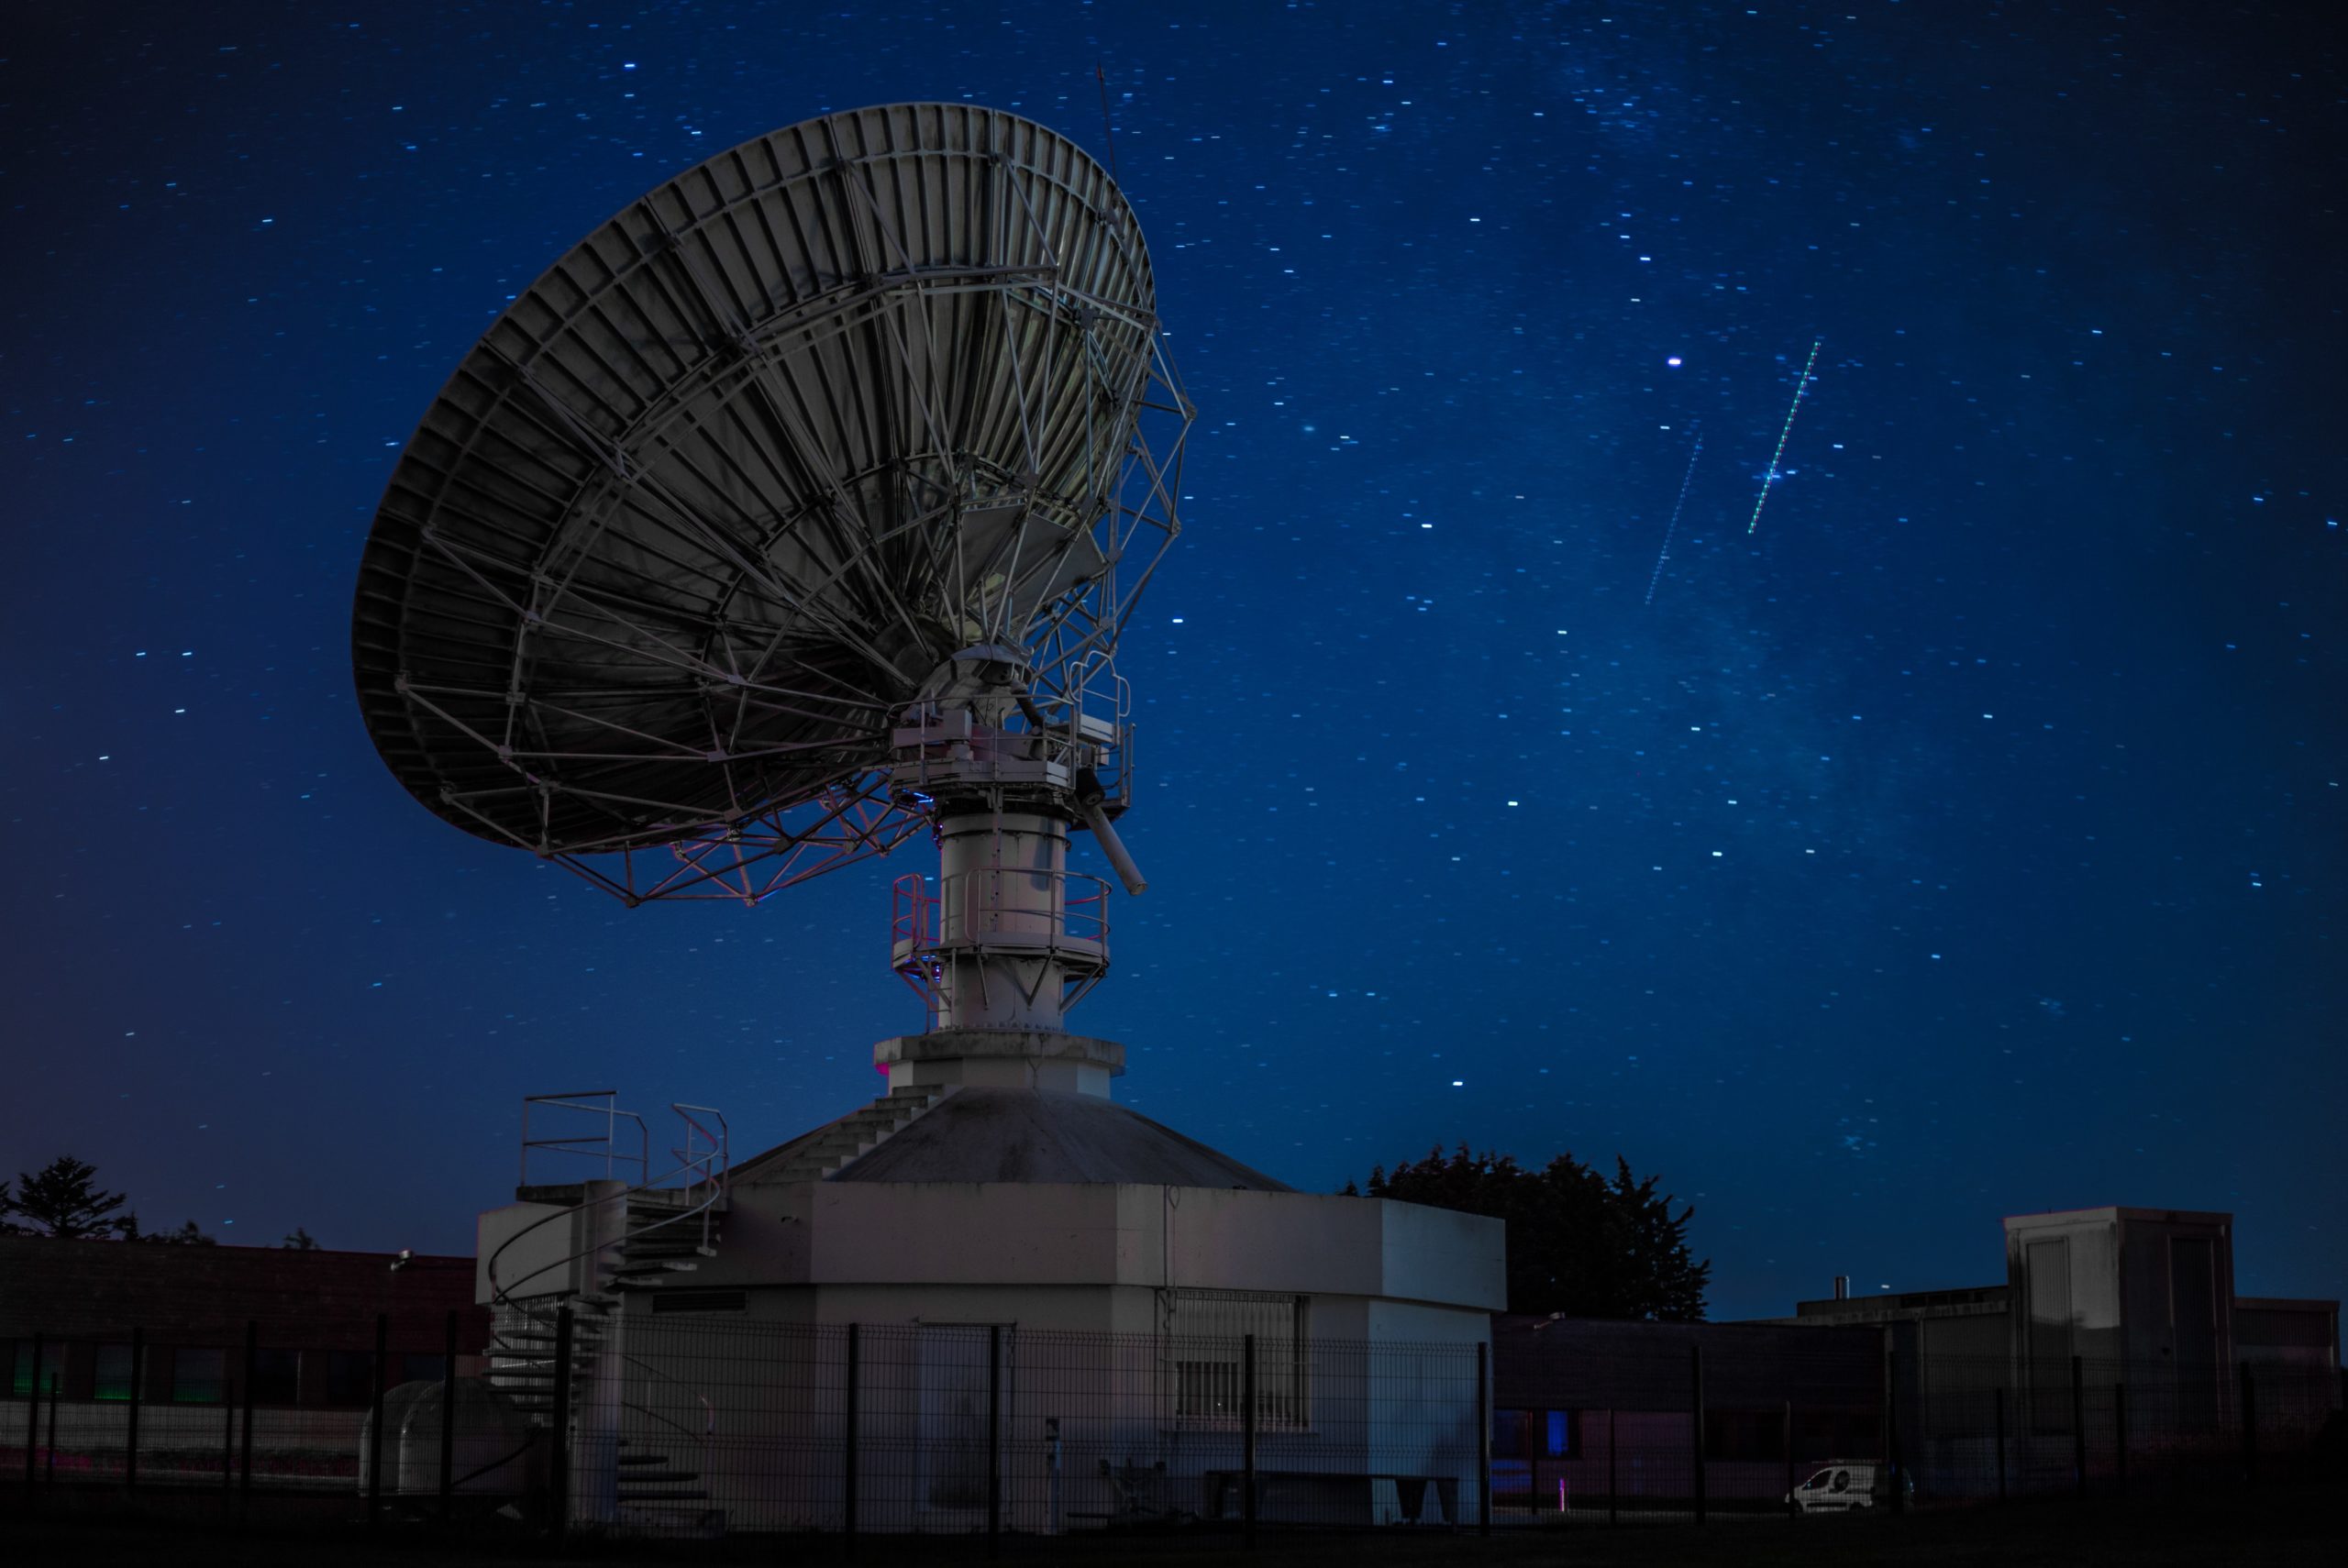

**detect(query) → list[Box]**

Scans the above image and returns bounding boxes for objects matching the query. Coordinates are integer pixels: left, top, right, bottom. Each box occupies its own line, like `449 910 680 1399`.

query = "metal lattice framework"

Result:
353 105 1191 903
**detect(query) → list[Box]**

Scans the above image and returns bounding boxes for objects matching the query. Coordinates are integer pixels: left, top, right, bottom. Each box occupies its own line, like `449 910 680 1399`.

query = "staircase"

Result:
613 1437 718 1533
766 1085 945 1181
606 1186 720 1289
484 1097 732 1537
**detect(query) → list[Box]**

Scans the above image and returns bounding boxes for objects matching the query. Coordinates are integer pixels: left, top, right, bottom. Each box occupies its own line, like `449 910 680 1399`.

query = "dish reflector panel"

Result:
352 104 1180 884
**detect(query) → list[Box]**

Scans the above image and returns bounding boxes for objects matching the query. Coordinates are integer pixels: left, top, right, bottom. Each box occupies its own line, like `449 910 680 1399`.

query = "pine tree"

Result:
148 1220 216 1245
282 1227 320 1251
5 1155 135 1240
1355 1143 1711 1320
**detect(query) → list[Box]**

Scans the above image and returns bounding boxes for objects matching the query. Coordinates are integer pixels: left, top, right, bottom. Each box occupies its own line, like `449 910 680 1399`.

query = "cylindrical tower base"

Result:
914 810 1109 1032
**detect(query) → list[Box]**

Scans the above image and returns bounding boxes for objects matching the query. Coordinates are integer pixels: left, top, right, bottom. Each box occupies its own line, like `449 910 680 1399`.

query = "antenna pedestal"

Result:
874 1028 1124 1098
889 657 1137 1038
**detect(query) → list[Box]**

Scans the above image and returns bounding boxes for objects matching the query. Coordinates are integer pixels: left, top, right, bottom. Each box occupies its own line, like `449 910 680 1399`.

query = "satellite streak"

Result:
1645 422 1704 607
1746 337 1822 536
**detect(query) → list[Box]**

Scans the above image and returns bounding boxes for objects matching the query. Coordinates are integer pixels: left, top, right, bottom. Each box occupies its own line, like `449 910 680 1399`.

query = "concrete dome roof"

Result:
740 1088 1293 1190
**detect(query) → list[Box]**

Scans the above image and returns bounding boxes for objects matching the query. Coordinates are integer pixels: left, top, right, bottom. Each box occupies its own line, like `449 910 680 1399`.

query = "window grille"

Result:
1163 1288 1309 1429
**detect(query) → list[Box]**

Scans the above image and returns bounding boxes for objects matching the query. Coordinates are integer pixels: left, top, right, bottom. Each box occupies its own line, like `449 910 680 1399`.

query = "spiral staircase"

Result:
483 1097 730 1535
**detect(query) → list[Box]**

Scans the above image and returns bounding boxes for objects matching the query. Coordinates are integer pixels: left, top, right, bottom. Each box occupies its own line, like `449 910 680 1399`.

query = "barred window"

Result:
1175 1358 1242 1421
1164 1288 1309 1429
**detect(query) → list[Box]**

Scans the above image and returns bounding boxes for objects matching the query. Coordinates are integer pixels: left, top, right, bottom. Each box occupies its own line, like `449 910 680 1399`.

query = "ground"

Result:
5 1485 2344 1568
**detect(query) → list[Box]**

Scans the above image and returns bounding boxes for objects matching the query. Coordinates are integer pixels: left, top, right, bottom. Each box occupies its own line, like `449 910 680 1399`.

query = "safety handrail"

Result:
482 1152 720 1306
482 1164 731 1441
486 1095 737 1501
670 1103 730 1198
520 1091 649 1186
896 868 1113 942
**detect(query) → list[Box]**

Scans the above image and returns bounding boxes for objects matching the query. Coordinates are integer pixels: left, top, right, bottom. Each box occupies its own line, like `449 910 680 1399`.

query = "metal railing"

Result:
519 1091 648 1187
482 1096 737 1529
890 868 1112 1025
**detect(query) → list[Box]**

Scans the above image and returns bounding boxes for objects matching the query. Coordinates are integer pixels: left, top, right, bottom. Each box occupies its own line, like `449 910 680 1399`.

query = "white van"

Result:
1788 1459 1911 1513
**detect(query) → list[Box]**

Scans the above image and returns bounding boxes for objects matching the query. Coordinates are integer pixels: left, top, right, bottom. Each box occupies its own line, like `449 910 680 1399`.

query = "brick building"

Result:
0 1235 485 1409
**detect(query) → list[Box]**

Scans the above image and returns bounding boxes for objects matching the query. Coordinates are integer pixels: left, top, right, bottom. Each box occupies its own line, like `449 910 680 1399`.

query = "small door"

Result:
917 1326 999 1511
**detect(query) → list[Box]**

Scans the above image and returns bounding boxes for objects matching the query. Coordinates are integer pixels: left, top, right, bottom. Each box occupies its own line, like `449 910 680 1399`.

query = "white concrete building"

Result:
478 1029 1505 1533
1777 1203 2341 1495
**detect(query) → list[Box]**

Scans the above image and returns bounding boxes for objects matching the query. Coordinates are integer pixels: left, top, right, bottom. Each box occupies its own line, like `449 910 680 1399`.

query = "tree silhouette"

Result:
1350 1144 1711 1321
149 1220 216 1245
3 1155 135 1240
282 1227 320 1251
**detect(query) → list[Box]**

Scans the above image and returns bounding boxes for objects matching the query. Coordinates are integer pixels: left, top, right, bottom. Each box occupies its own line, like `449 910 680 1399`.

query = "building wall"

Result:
475 1178 1501 1531
2235 1297 2342 1438
0 1235 481 1348
0 1234 487 1463
2236 1297 2342 1371
482 1180 1504 1319
2003 1208 2238 1372
1488 1316 1887 1508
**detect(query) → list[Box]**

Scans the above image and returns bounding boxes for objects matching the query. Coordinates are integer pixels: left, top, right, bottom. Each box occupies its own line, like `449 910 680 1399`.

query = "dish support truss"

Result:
427 311 1187 908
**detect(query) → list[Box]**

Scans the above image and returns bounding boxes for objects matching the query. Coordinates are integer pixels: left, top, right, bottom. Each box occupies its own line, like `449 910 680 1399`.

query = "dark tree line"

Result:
1 1155 317 1248
1350 1144 1711 1321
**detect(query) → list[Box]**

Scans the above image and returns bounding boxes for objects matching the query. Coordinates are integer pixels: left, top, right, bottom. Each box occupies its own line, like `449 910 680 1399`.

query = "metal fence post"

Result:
548 1306 574 1540
1477 1341 1491 1537
2113 1381 2128 1493
438 1307 458 1524
368 1313 387 1531
1994 1385 2007 1503
220 1395 234 1514
1690 1343 1707 1526
1607 1407 1618 1529
1242 1332 1257 1550
44 1373 59 1494
127 1327 144 1496
2070 1353 2086 1496
1783 1399 1795 1519
24 1330 41 1494
986 1323 1002 1556
239 1320 259 1518
1887 1345 1904 1514
842 1322 858 1553
2239 1361 2257 1490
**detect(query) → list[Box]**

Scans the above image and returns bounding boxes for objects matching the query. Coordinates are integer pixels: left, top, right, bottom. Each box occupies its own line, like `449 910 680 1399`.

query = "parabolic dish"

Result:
352 104 1185 898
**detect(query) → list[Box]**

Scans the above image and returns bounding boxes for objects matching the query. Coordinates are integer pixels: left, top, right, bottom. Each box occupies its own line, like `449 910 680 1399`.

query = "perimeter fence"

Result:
1490 1340 2342 1528
2 1315 2340 1545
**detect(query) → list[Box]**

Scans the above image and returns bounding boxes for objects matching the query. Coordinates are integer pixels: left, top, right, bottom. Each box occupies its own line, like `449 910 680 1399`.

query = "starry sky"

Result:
5 2 2342 1324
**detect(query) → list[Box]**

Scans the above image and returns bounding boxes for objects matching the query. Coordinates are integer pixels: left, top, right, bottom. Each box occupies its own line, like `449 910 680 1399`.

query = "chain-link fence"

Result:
3 1320 2338 1541
1490 1342 2342 1528
3 1315 1490 1541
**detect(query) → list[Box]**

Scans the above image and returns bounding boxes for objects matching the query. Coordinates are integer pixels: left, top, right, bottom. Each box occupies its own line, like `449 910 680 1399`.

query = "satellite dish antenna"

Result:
354 104 1191 1033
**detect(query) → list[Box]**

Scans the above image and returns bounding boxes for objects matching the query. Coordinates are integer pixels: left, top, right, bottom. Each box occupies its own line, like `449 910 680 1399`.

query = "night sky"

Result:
6 2 2342 1324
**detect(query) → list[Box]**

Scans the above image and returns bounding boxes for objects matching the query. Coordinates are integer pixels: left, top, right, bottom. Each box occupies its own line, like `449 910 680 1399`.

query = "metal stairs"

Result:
488 1187 725 1411
768 1085 945 1181
606 1186 720 1290
614 1438 722 1533
488 1300 611 1421
483 1096 733 1536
